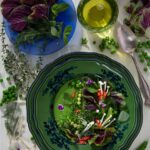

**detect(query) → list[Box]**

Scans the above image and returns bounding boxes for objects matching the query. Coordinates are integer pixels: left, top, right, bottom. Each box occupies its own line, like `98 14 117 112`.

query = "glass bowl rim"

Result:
77 0 119 32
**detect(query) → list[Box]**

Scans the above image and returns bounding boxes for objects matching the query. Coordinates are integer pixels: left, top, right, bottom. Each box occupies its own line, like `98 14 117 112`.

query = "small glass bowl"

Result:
77 0 119 33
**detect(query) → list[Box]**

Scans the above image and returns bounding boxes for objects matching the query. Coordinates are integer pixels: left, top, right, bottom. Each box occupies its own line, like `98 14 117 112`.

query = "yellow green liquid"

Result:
83 0 112 28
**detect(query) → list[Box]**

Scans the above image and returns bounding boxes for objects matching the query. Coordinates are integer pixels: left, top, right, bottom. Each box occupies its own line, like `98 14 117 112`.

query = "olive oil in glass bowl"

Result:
77 0 119 32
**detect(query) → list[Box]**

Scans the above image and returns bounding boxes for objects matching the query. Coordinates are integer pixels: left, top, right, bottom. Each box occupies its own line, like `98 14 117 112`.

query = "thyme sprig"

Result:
0 22 42 102
2 103 25 138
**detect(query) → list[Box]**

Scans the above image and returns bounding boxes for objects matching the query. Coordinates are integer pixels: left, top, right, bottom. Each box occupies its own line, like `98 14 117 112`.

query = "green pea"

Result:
140 58 144 63
111 49 116 54
147 62 150 66
78 94 81 97
0 79 3 83
144 67 148 72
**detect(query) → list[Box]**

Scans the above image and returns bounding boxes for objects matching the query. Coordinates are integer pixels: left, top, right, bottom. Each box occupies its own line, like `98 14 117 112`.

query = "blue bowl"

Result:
4 0 77 55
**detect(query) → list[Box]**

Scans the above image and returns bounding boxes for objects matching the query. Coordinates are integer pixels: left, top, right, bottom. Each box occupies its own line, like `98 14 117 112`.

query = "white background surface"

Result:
0 0 150 150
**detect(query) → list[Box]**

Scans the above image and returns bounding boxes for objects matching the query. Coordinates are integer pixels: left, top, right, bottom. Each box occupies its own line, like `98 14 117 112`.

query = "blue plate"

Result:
4 0 77 55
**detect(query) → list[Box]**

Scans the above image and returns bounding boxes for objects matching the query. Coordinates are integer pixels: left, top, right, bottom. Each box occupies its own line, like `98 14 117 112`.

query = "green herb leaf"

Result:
51 3 69 16
81 38 88 45
63 25 72 44
136 141 148 150
51 26 58 37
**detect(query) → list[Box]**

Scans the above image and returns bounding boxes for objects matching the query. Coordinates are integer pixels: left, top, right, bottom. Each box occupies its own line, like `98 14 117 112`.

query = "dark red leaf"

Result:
9 16 27 32
141 8 150 28
47 0 57 5
8 5 31 31
20 0 35 5
29 4 48 20
1 0 20 18
85 104 97 110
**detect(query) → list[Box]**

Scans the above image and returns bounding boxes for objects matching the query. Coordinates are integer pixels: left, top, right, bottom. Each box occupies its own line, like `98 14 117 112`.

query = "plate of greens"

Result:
1 0 77 55
27 52 143 150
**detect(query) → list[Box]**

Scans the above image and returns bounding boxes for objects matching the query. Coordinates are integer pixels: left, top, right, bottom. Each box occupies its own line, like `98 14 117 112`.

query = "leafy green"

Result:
51 26 59 37
63 25 72 44
88 135 98 145
15 20 63 48
136 141 148 150
81 38 88 45
51 3 69 16
107 107 113 117
15 3 71 48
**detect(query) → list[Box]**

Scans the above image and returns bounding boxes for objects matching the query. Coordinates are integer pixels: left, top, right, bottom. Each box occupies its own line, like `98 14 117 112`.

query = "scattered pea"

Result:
144 67 148 72
93 41 96 45
77 97 81 101
0 85 18 106
6 77 11 81
0 79 4 83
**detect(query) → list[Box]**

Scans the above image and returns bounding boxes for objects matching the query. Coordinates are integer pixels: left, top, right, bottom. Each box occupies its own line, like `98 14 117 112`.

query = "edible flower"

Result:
75 109 81 113
86 79 94 85
95 113 116 128
58 104 64 111
97 81 110 103
78 136 92 144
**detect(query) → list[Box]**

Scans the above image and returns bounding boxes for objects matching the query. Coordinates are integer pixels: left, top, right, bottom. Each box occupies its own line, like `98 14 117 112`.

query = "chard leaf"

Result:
87 87 97 93
63 93 72 102
51 3 69 16
107 107 113 118
88 135 98 145
49 21 57 26
63 25 72 44
51 26 58 37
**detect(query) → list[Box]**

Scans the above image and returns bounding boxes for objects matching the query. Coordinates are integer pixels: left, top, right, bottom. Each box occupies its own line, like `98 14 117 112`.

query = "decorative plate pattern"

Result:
26 52 143 150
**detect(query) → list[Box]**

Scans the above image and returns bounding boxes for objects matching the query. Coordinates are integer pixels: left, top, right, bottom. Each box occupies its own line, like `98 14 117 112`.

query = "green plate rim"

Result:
26 52 143 150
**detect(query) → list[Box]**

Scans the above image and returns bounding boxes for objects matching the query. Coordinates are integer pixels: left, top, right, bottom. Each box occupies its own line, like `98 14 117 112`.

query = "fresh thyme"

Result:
0 22 41 102
2 103 25 138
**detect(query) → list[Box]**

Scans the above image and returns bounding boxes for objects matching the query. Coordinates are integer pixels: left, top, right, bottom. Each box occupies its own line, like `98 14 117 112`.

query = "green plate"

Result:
27 52 143 150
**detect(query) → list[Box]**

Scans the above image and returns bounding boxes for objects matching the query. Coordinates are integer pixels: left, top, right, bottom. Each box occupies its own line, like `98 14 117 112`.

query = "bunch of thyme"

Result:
0 22 42 102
